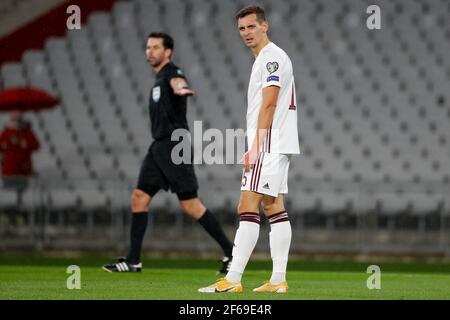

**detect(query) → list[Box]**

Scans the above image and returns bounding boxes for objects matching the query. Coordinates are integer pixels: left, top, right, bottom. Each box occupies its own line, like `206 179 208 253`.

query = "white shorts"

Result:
240 153 291 197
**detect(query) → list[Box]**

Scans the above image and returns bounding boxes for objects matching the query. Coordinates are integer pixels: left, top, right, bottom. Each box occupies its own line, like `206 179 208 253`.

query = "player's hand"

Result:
240 148 259 172
174 87 195 96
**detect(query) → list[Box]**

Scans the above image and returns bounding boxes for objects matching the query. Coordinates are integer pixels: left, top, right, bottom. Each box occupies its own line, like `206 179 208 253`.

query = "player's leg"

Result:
199 153 278 292
178 194 233 273
254 155 291 293
198 190 262 292
225 190 263 283
125 188 154 266
131 189 152 212
157 138 234 273
124 145 169 267
103 147 167 272
252 194 290 292
102 188 156 273
178 194 206 220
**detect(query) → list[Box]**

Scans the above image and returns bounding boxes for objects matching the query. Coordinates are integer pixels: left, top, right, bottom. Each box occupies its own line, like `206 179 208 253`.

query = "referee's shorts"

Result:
136 138 199 201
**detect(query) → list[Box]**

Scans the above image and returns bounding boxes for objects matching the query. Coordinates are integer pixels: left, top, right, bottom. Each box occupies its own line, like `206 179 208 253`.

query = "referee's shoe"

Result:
102 257 142 273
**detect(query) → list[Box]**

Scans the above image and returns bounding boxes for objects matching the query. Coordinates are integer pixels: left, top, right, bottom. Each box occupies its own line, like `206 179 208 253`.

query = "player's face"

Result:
238 14 268 48
146 38 170 67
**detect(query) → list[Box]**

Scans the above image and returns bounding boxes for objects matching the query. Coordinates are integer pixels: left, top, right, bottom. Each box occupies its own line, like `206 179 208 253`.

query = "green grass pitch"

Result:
0 256 449 300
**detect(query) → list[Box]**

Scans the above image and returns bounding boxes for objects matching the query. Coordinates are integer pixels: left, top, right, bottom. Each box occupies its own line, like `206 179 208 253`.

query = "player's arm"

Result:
242 85 280 172
170 77 195 96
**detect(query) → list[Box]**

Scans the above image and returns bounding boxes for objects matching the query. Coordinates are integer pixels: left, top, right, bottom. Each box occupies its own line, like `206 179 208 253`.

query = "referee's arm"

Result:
170 77 195 96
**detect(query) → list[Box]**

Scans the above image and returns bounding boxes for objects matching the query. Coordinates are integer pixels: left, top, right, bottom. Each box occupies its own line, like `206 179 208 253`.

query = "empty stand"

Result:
0 0 449 218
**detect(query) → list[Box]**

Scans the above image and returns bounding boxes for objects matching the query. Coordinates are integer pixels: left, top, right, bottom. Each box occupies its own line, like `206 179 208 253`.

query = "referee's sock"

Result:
126 212 148 265
198 209 233 258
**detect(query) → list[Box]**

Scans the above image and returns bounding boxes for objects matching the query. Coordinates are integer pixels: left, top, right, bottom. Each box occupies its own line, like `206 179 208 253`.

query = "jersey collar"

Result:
255 41 273 59
156 61 173 78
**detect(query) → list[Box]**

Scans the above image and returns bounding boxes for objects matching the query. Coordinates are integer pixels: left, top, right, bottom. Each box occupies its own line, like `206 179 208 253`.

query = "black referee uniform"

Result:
137 62 198 200
103 58 234 273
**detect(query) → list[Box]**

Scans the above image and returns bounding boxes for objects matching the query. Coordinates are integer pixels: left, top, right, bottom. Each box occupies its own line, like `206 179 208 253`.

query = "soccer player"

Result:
103 32 233 274
198 6 300 293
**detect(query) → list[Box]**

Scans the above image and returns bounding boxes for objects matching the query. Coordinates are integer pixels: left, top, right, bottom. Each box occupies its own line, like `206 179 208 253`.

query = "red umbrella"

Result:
0 87 59 112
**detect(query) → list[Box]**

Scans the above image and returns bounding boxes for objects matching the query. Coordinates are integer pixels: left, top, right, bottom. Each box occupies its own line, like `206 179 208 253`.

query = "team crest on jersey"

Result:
266 62 279 74
152 86 161 102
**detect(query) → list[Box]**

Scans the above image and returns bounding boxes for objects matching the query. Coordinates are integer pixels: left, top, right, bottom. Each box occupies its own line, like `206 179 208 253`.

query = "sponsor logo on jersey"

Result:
177 69 184 76
267 75 279 82
152 86 161 102
266 61 279 74
263 183 270 190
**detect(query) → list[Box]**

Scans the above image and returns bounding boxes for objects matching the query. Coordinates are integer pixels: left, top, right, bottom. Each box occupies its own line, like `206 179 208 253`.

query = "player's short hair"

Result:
148 32 174 51
235 5 266 23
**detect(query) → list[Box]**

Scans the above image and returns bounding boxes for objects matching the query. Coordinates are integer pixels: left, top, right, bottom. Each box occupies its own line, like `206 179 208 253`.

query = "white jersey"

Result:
246 42 300 155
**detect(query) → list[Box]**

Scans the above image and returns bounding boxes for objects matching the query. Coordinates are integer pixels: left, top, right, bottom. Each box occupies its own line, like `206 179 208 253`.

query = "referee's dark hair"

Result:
148 32 174 52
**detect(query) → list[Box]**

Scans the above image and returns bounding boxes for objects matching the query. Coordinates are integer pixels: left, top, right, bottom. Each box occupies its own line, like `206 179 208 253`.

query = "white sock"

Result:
268 211 291 285
225 213 260 283
270 272 286 285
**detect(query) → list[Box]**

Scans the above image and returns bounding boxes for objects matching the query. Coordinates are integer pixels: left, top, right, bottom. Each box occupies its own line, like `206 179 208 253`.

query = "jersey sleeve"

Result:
167 66 187 81
261 50 282 88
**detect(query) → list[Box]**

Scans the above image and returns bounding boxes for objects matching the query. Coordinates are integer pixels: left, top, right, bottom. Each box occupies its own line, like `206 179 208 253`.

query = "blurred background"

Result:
0 0 449 259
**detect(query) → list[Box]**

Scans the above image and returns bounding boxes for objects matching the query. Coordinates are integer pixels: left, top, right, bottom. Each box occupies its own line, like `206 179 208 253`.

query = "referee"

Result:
103 32 233 274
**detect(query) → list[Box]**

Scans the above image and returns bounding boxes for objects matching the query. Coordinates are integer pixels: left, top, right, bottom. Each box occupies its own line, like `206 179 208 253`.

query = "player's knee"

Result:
263 203 284 216
237 191 262 214
180 201 193 214
237 202 258 215
131 189 151 211
237 202 244 214
180 199 205 218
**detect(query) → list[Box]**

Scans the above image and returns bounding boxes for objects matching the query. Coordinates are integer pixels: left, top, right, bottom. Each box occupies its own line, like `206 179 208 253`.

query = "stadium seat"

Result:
0 187 17 207
1 0 449 215
0 63 25 87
